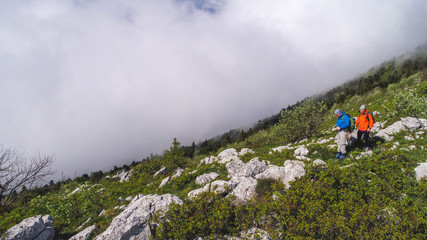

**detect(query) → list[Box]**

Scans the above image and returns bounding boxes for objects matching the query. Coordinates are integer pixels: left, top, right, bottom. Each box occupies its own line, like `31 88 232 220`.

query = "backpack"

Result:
366 112 375 126
345 114 356 132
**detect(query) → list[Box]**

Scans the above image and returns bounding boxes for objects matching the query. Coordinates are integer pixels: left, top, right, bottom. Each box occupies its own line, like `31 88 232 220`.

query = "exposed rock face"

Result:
69 225 96 240
226 158 268 178
229 177 258 203
313 159 327 166
239 148 255 156
189 157 305 202
159 176 170 188
200 156 217 165
269 145 293 154
3 215 54 240
153 167 167 177
187 180 230 198
226 227 271 240
171 168 184 179
294 146 309 160
255 160 305 189
217 148 239 164
195 172 220 185
113 169 133 183
375 117 425 141
415 162 427 181
94 194 182 240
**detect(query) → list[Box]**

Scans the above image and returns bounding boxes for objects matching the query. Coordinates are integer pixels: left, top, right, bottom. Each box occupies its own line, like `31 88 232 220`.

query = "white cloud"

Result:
0 0 426 178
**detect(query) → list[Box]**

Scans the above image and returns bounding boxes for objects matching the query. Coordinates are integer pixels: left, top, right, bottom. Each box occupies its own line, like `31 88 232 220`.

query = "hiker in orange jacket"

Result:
355 105 375 150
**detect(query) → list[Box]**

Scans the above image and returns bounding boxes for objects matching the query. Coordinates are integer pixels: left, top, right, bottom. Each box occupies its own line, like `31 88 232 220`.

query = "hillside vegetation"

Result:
1 45 427 239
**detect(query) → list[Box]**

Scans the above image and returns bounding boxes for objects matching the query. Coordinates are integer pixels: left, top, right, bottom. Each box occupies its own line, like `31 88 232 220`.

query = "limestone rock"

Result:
415 162 427 181
375 117 424 141
227 158 268 178
239 148 255 156
217 148 239 164
269 145 293 154
229 177 258 202
113 169 133 183
401 117 422 130
188 180 230 198
195 172 220 185
171 168 184 179
294 146 309 157
69 225 96 240
159 176 170 188
313 159 327 167
226 227 271 240
154 167 167 177
199 156 217 165
255 160 305 189
94 194 182 240
3 215 54 240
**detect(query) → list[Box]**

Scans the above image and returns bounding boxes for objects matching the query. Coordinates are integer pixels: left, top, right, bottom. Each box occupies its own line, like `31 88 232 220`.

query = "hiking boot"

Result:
335 152 342 158
338 154 346 160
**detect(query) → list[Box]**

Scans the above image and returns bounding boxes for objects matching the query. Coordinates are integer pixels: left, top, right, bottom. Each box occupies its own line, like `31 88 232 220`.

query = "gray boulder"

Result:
255 160 305 189
226 158 268 178
375 117 424 141
153 167 167 177
3 215 54 240
313 159 327 167
94 194 182 240
113 169 133 183
188 180 230 198
69 225 96 240
171 168 184 179
217 148 239 164
195 172 220 185
159 176 170 188
229 177 258 203
239 148 255 156
415 162 427 181
226 227 271 240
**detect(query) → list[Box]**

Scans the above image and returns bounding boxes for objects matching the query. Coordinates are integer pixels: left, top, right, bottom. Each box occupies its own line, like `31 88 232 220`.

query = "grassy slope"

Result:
1 55 426 239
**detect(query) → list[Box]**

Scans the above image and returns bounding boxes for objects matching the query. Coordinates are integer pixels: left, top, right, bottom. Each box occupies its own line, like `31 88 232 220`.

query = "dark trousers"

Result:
357 130 371 148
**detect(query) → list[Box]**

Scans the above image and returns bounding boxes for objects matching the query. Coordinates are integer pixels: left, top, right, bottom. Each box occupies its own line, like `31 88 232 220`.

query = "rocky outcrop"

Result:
188 180 230 198
294 146 309 160
374 117 426 141
239 148 255 156
171 168 184 179
159 176 170 188
415 162 427 181
189 158 305 202
269 145 294 154
3 215 54 240
226 158 268 178
112 169 133 183
217 148 240 164
94 194 182 240
195 172 220 185
229 177 258 203
153 167 167 177
255 160 305 189
69 225 96 240
226 227 271 240
313 159 327 167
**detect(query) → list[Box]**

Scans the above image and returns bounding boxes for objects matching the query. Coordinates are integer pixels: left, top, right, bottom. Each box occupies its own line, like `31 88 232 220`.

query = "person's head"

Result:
360 105 366 114
334 109 342 117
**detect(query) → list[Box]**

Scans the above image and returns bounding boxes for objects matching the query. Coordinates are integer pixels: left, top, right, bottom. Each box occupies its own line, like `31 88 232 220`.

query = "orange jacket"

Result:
356 110 375 131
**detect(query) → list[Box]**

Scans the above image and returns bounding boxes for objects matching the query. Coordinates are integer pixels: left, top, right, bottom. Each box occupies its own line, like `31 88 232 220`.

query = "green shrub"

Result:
393 91 427 117
256 178 279 197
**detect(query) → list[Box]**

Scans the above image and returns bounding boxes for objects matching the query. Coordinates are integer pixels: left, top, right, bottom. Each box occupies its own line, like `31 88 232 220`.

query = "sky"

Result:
1 0 427 179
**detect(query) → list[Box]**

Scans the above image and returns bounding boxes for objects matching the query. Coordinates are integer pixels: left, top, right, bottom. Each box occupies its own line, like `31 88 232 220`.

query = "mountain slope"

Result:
1 46 427 239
